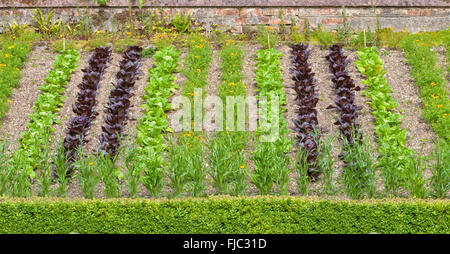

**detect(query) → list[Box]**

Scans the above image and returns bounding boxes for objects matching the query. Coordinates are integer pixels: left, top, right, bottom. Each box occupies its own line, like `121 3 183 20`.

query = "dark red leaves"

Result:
99 45 142 157
326 44 361 145
63 46 112 175
291 43 320 181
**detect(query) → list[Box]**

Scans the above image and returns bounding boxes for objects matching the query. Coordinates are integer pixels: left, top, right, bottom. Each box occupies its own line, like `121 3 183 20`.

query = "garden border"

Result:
0 196 448 234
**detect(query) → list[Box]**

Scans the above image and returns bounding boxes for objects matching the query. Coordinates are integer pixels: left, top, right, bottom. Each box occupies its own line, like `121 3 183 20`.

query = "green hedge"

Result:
0 196 448 234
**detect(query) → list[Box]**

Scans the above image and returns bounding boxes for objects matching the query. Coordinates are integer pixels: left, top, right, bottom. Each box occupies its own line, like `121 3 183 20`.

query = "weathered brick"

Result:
235 17 246 24
224 9 240 16
258 16 271 24
407 9 434 16
312 8 339 15
322 18 343 25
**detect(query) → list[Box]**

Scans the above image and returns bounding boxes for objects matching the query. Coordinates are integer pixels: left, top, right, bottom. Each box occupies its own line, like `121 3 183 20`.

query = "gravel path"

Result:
381 50 437 157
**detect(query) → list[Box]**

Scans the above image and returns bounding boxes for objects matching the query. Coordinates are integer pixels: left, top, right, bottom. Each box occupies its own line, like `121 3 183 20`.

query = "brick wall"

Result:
0 0 449 33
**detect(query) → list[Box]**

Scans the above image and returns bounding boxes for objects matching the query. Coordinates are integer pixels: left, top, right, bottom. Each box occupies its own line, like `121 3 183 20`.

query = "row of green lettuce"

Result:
0 197 447 234
355 47 426 197
252 48 292 195
135 46 181 197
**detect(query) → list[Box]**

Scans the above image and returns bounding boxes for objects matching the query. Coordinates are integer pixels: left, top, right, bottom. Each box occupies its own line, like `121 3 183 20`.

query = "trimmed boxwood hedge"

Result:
0 196 448 234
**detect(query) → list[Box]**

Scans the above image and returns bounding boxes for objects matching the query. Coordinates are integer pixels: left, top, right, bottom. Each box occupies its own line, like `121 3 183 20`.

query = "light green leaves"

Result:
14 50 80 177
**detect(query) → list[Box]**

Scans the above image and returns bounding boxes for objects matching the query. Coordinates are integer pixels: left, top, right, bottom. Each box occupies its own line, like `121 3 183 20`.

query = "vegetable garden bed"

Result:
0 19 448 234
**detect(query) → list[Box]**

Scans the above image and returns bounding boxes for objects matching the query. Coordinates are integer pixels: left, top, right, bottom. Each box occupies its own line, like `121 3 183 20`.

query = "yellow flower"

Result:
5 54 11 58
88 162 93 165
196 69 201 72
97 30 104 34
0 64 6 67
430 82 437 86
437 104 443 108
403 28 407 32
240 165 245 169
126 32 132 35
194 55 200 58
444 113 448 117
229 82 235 86
7 99 12 103
434 65 438 68
228 90 233 93
8 45 14 49
184 133 191 137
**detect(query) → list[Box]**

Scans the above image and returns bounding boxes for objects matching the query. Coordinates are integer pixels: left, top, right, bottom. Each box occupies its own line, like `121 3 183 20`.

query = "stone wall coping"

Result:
1 0 449 8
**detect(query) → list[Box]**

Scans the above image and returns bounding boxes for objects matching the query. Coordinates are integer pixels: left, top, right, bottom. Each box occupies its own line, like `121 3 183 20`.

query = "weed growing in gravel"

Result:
167 135 206 197
316 134 336 195
0 139 11 196
256 25 279 49
207 132 248 196
123 142 143 198
295 147 312 196
53 141 70 197
341 133 376 199
10 151 32 197
430 140 450 198
404 153 428 198
74 148 99 199
96 152 122 198
36 140 53 197
140 147 165 197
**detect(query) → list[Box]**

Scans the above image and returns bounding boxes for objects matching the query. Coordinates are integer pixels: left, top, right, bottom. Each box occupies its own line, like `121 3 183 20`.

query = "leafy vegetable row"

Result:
0 31 37 125
355 46 419 195
135 45 180 196
63 46 112 176
15 49 81 178
252 48 291 195
326 44 361 151
99 46 142 157
291 42 320 181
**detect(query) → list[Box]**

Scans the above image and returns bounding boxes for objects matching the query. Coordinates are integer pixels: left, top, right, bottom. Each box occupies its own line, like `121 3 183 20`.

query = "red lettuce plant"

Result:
63 46 112 176
291 42 320 181
326 44 361 149
99 45 143 157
